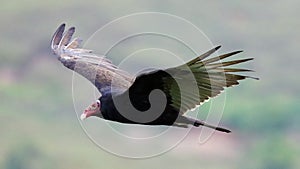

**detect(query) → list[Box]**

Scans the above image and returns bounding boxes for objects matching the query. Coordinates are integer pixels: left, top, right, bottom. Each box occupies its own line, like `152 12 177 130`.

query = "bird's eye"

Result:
91 103 98 110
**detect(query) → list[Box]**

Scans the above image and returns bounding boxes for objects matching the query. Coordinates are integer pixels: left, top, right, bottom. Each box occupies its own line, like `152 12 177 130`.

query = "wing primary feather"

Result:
51 24 135 95
201 50 243 65
204 58 254 69
187 46 221 66
209 68 253 72
66 38 82 49
59 27 75 48
198 45 222 60
51 23 65 50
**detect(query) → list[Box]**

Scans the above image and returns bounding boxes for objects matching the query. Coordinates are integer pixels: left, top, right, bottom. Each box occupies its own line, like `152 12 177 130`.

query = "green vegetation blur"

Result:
0 0 299 169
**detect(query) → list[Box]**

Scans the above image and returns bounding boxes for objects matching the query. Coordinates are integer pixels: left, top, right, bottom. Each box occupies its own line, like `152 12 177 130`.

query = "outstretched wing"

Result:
51 23 134 95
120 46 258 114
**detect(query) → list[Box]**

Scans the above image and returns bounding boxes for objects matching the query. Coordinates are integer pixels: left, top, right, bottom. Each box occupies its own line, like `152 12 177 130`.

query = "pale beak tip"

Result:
80 114 87 120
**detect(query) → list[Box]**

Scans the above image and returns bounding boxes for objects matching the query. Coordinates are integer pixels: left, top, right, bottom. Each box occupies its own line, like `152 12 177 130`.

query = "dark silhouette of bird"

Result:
51 23 258 133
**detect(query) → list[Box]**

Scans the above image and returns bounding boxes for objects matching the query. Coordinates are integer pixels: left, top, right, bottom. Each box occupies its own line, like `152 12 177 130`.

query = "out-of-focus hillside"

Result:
0 0 299 169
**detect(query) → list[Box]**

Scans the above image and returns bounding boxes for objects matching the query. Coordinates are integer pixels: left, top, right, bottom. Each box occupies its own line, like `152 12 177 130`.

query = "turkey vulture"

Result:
51 23 257 133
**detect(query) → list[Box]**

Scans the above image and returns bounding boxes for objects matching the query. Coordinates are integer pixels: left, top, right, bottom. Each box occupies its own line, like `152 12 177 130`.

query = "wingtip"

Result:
51 23 67 50
69 26 75 32
58 23 66 30
243 58 254 62
228 50 243 56
67 26 76 36
58 25 76 47
215 45 222 50
246 76 259 80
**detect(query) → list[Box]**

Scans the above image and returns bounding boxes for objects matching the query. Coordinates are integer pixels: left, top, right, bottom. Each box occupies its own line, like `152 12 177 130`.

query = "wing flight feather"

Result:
51 23 134 95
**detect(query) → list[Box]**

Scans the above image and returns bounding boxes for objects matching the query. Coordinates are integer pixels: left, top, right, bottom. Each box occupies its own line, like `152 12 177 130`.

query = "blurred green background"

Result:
1 0 299 169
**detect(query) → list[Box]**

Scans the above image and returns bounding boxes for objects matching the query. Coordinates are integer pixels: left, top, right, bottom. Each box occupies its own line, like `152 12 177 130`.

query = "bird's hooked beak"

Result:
80 100 101 121
80 113 87 120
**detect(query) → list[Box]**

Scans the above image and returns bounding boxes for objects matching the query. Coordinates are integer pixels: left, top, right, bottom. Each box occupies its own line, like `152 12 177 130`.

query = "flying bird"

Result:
51 23 257 133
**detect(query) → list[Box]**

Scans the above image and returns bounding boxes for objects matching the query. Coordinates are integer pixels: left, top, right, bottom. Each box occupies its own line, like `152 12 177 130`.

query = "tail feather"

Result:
194 120 231 133
178 116 231 133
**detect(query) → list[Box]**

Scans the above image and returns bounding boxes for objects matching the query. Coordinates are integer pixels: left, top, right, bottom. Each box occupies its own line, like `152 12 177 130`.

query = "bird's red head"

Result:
80 100 101 120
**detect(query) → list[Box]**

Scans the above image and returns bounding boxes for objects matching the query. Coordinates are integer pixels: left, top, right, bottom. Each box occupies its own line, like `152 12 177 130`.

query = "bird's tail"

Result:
178 116 231 133
193 119 231 133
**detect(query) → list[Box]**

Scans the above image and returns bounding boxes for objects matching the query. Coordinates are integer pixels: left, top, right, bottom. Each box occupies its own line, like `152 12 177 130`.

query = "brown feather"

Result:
51 23 65 49
59 27 75 47
187 46 221 66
